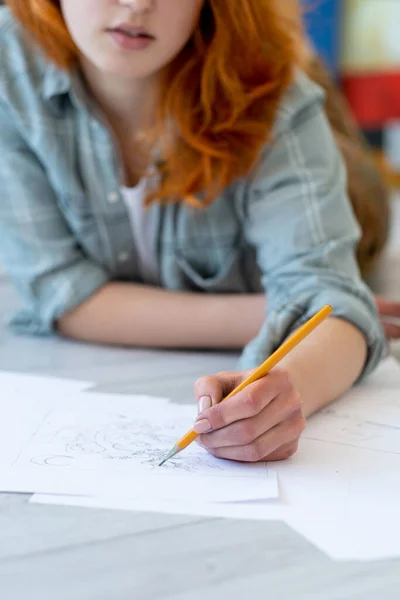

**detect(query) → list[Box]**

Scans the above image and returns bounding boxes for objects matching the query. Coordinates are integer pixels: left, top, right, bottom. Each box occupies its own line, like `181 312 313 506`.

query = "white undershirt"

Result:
120 178 159 285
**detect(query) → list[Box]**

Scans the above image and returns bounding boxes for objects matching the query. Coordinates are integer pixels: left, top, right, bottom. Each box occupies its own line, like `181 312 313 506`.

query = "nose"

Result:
118 0 155 14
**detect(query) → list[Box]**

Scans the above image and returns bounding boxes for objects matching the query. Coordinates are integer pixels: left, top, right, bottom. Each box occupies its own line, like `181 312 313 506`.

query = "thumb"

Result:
194 370 251 414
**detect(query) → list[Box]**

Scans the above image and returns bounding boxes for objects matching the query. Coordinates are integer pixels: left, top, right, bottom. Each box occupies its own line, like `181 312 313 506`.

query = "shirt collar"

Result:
42 62 72 103
42 62 94 117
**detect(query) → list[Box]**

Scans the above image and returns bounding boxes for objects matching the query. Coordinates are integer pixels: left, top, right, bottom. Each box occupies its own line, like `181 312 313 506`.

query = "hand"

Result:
375 295 400 339
193 367 306 462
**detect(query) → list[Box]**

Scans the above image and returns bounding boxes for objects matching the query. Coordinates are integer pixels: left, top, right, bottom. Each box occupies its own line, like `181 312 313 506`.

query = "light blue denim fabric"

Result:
0 8 386 377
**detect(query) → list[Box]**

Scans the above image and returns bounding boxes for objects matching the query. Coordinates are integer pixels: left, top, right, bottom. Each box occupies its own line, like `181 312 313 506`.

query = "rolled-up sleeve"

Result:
240 76 387 379
0 100 109 335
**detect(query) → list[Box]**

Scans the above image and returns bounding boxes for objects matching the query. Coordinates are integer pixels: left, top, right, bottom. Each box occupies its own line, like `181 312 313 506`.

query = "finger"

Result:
194 368 292 434
199 389 302 449
194 370 251 413
376 296 400 318
263 441 299 462
382 321 400 340
206 412 306 462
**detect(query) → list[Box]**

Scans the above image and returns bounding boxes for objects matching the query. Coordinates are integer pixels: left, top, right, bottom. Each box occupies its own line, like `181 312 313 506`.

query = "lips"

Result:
107 24 155 50
116 30 151 39
109 24 154 40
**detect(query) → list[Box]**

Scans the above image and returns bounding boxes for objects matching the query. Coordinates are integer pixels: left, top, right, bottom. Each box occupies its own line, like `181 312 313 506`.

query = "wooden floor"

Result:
0 200 399 599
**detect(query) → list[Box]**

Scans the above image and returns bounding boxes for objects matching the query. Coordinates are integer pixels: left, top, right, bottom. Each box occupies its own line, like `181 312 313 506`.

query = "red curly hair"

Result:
7 0 306 206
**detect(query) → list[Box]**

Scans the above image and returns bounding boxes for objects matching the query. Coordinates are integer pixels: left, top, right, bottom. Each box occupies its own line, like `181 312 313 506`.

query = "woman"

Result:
0 1 389 462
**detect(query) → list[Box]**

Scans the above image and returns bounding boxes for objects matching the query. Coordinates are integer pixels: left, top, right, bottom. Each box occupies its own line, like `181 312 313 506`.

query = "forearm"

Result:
280 317 368 418
57 282 265 349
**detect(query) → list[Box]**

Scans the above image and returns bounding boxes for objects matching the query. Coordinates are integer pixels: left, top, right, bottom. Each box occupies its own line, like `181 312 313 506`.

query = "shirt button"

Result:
118 251 130 263
108 191 119 204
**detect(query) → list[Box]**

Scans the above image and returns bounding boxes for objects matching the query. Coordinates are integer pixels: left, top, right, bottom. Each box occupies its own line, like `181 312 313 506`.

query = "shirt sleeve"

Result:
0 99 110 335
240 76 387 379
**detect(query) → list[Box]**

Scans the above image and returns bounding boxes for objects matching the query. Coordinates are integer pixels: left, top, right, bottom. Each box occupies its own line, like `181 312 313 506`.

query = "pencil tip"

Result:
159 445 180 466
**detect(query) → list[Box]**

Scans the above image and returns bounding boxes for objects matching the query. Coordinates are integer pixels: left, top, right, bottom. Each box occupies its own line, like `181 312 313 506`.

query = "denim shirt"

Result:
0 8 386 376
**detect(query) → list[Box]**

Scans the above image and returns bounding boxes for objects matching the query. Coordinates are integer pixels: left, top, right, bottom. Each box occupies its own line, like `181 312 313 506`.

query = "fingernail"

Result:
194 418 212 434
198 395 212 414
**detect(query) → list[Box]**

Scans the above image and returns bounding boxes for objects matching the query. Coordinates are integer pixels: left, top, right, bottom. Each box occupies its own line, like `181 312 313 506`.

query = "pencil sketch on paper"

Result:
305 412 400 455
13 409 226 475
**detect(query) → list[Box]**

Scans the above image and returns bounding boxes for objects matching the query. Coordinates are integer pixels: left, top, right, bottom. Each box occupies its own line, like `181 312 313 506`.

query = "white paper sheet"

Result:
31 436 400 561
281 358 400 560
0 371 92 469
30 357 400 562
283 438 400 561
287 511 400 562
30 493 287 520
304 356 400 455
0 386 278 503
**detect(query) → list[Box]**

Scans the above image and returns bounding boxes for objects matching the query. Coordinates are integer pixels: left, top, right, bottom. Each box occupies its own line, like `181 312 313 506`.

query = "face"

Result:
60 0 205 80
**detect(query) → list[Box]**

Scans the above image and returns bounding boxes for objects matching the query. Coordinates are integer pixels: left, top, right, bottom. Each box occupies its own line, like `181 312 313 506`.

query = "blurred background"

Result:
305 0 400 187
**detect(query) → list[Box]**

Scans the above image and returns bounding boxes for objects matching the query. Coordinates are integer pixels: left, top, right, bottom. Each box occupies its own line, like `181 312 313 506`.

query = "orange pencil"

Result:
159 304 333 466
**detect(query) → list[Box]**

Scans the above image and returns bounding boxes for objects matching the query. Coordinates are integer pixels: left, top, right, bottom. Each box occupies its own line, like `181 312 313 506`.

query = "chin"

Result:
113 67 159 80
96 57 162 80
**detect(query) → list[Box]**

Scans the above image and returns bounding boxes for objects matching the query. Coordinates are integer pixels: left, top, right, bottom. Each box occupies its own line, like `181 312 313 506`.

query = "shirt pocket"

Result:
175 245 245 293
56 191 97 237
